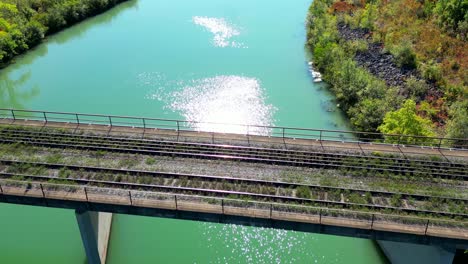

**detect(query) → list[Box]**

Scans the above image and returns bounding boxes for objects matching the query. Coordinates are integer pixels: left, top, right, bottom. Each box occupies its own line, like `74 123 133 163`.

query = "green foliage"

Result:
445 100 468 145
58 167 71 178
359 3 378 30
348 98 387 133
392 43 417 69
0 0 127 65
420 61 443 83
296 186 311 199
435 0 468 39
344 39 369 55
378 99 436 144
390 194 402 207
405 77 429 99
145 157 156 165
45 153 63 163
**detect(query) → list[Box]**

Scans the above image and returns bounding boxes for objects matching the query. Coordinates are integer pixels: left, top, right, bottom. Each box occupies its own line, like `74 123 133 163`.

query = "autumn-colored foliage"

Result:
307 0 467 141
331 1 356 13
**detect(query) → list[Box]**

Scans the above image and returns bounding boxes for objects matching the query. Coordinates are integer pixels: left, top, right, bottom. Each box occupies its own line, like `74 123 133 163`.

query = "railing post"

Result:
270 204 273 219
75 114 80 124
282 128 286 147
84 187 88 201
221 199 224 214
142 118 146 129
319 130 322 141
11 109 15 120
370 214 375 229
0 183 3 194
128 191 133 205
43 112 48 123
108 116 112 127
40 183 45 198
174 195 178 209
319 209 322 224
424 219 430 235
438 137 443 149
176 121 180 141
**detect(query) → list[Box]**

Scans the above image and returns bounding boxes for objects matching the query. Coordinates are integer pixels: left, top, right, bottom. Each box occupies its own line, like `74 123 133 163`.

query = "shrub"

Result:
405 77 429 99
420 61 442 83
296 186 311 199
445 101 468 146
392 44 417 69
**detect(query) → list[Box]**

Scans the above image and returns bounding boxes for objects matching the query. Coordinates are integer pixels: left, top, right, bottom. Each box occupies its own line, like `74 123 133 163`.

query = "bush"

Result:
296 186 311 199
435 0 468 39
392 44 417 69
445 101 468 146
359 3 378 30
405 77 429 99
348 98 387 133
420 61 442 83
24 20 46 46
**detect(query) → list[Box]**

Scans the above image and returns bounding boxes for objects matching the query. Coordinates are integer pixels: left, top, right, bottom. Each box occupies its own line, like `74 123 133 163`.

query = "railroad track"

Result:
0 160 466 219
1 128 467 180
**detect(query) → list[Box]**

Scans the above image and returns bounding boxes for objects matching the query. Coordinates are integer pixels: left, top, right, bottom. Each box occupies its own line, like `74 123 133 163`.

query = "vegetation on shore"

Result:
306 0 467 144
0 0 128 67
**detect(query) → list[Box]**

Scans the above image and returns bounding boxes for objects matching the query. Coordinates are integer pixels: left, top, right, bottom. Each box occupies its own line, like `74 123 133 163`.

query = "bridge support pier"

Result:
75 210 113 264
377 240 455 264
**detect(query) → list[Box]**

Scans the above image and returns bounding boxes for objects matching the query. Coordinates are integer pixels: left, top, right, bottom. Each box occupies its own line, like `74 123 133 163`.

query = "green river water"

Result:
0 0 386 263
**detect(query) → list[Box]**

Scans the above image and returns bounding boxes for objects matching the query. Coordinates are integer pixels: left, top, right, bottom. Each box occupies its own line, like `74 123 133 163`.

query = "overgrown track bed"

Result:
1 128 467 181
1 160 466 219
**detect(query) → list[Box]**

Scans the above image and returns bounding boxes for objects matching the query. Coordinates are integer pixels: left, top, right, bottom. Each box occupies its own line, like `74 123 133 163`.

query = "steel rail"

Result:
1 172 466 219
2 127 466 174
0 138 468 181
1 127 465 168
2 159 467 204
2 127 465 168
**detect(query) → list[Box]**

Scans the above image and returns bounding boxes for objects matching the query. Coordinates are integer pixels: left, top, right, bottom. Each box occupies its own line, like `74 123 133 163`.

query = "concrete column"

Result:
377 240 455 264
75 210 113 264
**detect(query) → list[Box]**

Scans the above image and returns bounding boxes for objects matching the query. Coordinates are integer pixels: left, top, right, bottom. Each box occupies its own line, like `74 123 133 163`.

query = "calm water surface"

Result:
0 0 385 263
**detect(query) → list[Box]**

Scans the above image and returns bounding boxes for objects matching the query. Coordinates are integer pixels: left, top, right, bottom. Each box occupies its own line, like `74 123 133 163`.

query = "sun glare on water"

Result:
168 75 275 135
143 74 276 135
192 16 247 48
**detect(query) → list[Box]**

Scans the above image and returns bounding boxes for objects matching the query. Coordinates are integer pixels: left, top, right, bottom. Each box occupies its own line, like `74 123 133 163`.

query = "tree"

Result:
435 0 468 38
348 98 387 133
445 100 468 147
378 99 436 145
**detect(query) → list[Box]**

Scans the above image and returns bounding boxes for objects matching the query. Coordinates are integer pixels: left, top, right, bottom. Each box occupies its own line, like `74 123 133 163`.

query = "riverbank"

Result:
0 0 129 68
306 0 467 142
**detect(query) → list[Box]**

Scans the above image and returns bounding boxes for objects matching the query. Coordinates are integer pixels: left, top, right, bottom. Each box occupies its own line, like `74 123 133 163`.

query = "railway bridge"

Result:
0 109 467 264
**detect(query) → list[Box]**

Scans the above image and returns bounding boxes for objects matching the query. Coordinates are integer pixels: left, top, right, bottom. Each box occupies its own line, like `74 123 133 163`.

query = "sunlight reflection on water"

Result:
144 74 276 135
192 16 247 48
201 223 318 264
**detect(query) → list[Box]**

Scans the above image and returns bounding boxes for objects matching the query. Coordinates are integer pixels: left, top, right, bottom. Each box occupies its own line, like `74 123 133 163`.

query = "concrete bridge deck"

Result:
0 110 467 264
2 180 467 245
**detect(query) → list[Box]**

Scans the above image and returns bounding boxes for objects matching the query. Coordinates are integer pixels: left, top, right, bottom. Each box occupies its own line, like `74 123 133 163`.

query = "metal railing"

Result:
0 179 467 240
0 108 466 150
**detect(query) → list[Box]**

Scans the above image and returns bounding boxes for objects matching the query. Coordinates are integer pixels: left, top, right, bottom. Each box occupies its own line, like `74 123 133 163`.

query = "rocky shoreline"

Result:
337 23 417 88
